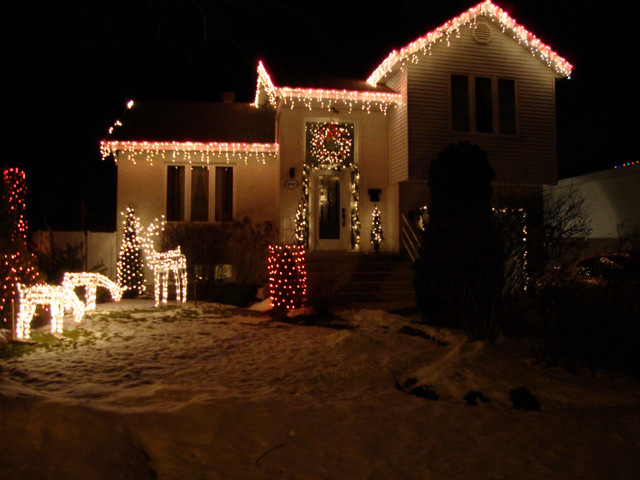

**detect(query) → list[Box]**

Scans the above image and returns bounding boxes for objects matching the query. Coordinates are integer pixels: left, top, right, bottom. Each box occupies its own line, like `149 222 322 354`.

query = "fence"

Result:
32 231 117 280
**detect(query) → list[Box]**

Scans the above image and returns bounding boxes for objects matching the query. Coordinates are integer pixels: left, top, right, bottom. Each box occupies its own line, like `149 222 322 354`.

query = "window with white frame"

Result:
450 74 517 135
165 165 233 222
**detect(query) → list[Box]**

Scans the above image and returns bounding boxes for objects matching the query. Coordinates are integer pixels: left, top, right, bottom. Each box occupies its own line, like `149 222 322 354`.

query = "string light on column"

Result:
1 167 39 328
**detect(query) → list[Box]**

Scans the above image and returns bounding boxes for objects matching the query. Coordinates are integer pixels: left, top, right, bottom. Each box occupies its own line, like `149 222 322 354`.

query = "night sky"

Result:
3 1 634 232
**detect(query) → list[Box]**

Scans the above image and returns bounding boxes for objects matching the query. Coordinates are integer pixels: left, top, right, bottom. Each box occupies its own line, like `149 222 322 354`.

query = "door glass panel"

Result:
319 175 340 239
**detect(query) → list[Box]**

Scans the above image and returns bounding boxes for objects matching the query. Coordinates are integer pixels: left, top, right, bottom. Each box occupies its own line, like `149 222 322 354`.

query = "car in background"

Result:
575 253 640 284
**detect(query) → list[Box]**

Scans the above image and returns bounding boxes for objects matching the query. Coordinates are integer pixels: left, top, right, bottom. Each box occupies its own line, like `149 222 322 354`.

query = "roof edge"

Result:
366 0 573 86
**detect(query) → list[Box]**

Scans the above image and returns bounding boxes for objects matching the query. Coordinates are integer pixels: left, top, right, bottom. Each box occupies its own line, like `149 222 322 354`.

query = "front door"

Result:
312 169 350 250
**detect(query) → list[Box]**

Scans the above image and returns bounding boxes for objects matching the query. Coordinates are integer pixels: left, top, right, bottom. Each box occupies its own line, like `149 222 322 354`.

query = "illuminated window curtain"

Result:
166 166 185 221
190 166 209 221
215 167 233 222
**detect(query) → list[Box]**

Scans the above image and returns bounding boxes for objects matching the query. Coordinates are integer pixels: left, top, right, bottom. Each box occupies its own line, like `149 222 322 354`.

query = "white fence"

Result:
33 231 117 280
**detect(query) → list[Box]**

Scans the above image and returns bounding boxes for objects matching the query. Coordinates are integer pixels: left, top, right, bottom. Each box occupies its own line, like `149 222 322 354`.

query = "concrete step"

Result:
304 252 416 307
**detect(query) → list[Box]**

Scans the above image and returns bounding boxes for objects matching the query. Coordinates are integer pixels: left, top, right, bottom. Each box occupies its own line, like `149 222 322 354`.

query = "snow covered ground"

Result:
1 299 639 479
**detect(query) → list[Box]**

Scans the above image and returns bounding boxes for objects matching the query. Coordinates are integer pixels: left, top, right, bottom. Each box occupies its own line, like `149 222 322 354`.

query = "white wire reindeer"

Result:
138 216 188 306
62 272 123 311
16 283 85 340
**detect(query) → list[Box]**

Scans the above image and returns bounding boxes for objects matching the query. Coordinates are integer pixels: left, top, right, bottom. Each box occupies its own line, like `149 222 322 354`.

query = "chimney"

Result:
221 92 236 103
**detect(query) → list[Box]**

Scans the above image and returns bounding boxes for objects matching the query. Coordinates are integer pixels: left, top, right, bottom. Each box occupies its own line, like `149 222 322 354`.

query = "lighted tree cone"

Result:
62 272 123 311
370 205 384 252
139 216 188 307
267 245 307 310
117 207 146 297
16 283 85 340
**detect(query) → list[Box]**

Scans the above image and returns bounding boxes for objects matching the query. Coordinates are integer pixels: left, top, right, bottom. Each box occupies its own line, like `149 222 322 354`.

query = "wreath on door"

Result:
307 122 354 167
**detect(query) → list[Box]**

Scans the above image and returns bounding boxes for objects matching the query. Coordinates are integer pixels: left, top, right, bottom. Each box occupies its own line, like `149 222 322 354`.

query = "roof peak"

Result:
366 0 572 85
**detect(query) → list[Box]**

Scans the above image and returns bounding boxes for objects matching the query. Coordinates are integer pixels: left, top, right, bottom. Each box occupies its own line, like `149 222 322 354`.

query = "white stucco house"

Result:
101 0 572 258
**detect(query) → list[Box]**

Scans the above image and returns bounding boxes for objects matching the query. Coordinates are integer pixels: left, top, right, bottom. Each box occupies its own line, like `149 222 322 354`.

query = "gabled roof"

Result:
105 101 275 143
367 0 573 86
254 61 402 113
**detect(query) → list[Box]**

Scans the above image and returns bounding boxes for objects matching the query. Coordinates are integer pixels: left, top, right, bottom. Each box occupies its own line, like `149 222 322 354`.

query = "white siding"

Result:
404 20 560 186
386 71 409 185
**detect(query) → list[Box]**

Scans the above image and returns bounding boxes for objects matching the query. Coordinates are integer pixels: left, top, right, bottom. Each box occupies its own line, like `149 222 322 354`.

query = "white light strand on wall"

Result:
101 140 279 166
16 283 85 340
139 216 188 307
367 0 573 86
62 272 123 311
253 61 402 114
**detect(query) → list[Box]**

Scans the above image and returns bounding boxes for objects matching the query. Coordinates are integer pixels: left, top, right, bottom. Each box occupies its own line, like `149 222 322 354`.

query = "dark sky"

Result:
2 1 634 231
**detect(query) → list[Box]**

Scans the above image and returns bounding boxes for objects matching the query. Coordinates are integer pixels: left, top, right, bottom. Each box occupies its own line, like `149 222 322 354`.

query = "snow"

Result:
1 299 639 479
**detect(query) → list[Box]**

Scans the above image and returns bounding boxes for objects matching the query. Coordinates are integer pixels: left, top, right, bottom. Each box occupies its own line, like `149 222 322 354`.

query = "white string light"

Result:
254 61 402 114
367 0 573 86
16 283 85 340
101 140 279 166
62 272 123 311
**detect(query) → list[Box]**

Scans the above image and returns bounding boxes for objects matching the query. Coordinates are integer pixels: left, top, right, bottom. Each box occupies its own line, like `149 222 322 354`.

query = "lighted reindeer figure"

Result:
16 283 85 340
62 272 123 311
138 216 188 306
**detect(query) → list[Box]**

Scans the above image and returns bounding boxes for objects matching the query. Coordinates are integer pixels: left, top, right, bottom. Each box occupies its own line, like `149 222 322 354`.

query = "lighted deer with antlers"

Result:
138 216 188 306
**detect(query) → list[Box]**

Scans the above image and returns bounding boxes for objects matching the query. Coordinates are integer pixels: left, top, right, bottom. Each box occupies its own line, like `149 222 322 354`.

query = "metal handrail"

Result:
401 213 421 262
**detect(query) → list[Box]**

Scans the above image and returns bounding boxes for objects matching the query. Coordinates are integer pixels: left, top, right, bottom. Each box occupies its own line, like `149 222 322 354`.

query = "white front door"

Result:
311 169 351 251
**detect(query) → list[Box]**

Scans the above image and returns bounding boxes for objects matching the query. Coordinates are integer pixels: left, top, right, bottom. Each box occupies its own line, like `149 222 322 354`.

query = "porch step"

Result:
305 252 416 308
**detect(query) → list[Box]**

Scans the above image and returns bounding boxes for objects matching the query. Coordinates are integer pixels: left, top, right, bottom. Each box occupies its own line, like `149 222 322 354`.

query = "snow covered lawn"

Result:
1 299 639 479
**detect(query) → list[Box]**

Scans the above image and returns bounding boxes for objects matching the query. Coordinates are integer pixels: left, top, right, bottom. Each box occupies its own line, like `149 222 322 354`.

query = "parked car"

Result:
575 253 640 284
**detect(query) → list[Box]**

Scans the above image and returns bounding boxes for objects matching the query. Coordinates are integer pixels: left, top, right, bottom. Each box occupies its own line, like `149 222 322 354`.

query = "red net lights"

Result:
267 245 307 310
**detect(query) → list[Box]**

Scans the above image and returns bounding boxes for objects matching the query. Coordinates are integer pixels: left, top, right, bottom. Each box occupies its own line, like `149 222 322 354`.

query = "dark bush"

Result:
193 282 258 307
532 280 640 377
414 142 504 341
161 217 276 301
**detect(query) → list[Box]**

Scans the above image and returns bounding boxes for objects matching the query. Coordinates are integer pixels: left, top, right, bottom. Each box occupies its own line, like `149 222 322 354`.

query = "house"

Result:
544 162 640 255
102 1 572 260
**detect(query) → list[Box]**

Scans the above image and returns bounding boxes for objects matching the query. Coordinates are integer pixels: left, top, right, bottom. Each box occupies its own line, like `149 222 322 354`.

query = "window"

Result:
451 75 516 135
451 75 470 132
475 77 494 133
166 165 233 222
215 166 233 222
190 167 209 221
166 165 185 221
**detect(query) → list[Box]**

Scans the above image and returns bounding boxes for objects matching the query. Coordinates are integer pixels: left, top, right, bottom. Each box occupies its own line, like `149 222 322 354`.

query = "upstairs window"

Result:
451 74 517 135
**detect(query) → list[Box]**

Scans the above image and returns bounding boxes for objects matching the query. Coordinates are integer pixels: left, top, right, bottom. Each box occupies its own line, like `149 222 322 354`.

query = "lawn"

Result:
1 299 639 479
